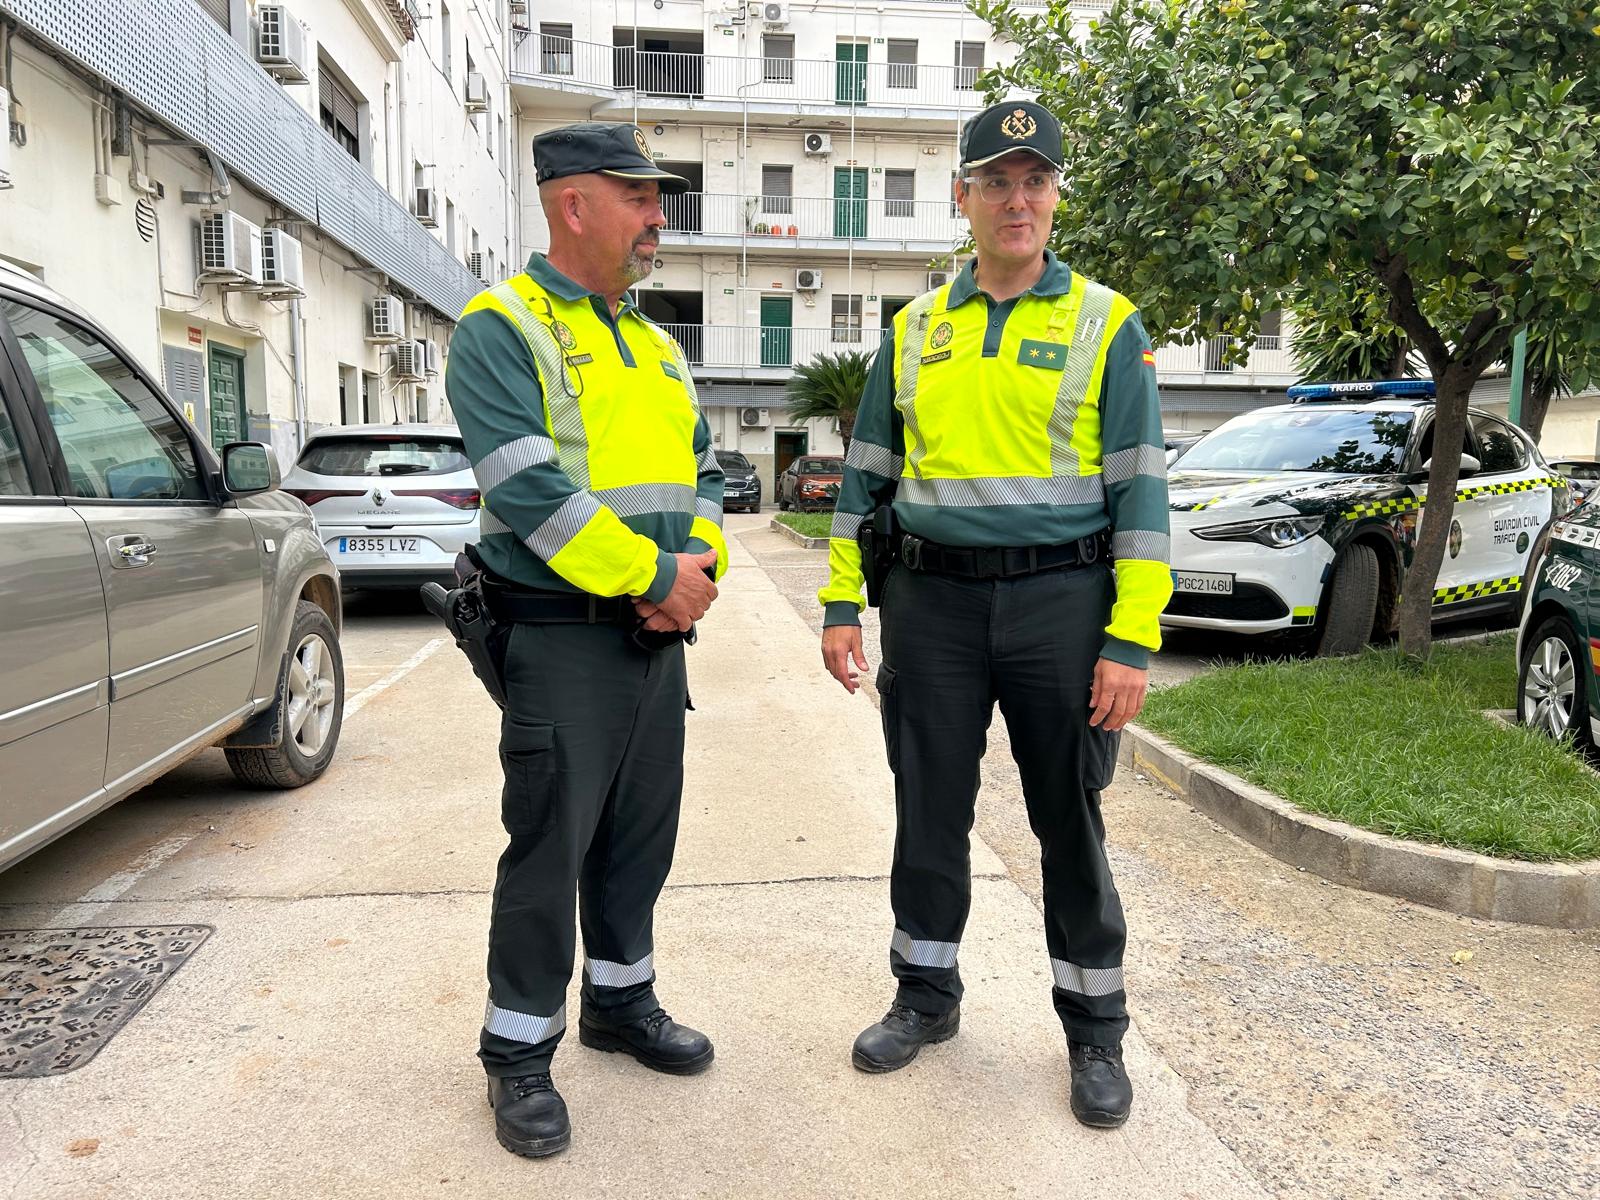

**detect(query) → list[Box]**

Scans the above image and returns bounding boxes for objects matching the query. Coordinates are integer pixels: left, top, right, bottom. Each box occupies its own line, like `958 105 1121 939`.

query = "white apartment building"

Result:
0 0 515 465
508 0 1301 485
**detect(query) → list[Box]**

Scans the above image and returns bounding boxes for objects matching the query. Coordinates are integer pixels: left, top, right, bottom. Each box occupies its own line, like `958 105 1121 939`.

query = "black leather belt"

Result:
897 530 1110 580
481 580 632 625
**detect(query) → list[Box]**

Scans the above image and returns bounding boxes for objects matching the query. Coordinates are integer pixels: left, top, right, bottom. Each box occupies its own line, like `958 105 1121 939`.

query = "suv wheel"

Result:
226 600 345 787
1519 614 1592 747
1314 542 1380 657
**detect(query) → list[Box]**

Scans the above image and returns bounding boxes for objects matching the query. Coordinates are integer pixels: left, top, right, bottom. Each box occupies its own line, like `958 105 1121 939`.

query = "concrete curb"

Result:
769 517 829 550
1119 722 1600 929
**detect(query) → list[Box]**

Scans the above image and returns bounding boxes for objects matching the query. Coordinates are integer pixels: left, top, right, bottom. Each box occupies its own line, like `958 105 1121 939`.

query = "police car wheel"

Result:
1314 542 1380 658
1518 615 1593 748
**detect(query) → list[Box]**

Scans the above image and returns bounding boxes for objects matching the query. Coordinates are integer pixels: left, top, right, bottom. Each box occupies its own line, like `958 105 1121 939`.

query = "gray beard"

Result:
621 252 652 286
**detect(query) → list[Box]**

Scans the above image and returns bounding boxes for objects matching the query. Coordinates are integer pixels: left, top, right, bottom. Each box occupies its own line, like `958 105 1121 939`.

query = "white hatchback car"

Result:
282 424 480 590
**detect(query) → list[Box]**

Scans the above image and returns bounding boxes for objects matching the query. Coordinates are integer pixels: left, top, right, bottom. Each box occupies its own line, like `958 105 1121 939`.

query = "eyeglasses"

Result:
960 173 1060 203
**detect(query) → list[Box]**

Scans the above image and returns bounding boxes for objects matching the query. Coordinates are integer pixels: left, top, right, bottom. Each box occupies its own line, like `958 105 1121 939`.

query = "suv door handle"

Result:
108 535 158 568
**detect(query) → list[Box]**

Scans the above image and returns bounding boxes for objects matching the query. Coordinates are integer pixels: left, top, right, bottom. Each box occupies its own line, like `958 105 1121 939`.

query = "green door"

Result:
835 42 867 105
207 345 246 446
833 168 867 238
760 295 792 367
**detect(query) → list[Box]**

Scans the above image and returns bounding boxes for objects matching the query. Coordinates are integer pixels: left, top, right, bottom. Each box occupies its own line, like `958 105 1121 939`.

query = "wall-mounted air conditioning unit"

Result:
420 338 442 376
200 212 264 285
927 269 953 290
759 2 788 26
803 132 832 157
392 342 426 382
256 5 311 84
259 228 305 297
740 407 770 428
464 72 490 114
369 294 404 343
413 186 438 227
467 251 486 282
795 268 823 292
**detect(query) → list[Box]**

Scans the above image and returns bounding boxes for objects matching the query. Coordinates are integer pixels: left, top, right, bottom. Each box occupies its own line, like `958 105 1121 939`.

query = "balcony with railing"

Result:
654 323 1297 385
659 192 964 252
513 35 1007 118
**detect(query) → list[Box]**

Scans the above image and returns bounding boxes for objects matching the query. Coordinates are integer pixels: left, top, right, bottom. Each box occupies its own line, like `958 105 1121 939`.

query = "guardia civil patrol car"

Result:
1517 499 1600 748
1162 380 1572 656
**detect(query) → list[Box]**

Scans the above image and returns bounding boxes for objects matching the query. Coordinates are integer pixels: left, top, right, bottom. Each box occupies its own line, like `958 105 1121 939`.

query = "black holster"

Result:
421 566 509 710
858 504 900 608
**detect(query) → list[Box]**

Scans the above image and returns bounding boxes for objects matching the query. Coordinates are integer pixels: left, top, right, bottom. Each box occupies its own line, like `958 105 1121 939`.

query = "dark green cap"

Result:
959 100 1063 171
533 121 691 193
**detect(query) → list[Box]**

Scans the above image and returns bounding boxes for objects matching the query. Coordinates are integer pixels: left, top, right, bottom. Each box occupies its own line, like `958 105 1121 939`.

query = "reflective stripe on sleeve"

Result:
696 497 724 524
831 510 867 540
474 434 558 494
890 928 959 970
1112 530 1170 561
896 474 1105 509
846 437 904 480
1102 444 1168 486
585 954 655 989
1050 959 1124 997
484 998 567 1044
526 492 603 560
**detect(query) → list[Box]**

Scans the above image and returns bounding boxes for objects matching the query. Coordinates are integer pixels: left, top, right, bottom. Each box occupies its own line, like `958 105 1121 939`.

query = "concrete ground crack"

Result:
2 1090 41 1200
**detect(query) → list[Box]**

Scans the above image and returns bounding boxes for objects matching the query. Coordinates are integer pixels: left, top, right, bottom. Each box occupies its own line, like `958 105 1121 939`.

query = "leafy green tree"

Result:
1288 281 1413 383
975 0 1600 657
785 349 875 453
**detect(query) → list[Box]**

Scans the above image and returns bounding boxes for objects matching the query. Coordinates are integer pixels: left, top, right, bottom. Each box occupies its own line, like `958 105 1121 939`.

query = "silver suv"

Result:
0 263 345 872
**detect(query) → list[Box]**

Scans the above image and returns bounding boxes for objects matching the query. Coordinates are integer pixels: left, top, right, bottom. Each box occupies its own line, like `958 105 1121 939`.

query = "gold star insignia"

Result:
1045 349 1058 360
1029 347 1040 358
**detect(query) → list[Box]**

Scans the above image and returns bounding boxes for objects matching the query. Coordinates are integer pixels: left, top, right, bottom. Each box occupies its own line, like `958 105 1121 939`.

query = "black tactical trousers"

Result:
876 562 1129 1048
479 620 688 1077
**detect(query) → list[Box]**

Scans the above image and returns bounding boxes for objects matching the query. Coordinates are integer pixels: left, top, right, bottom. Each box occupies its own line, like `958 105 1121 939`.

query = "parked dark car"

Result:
1517 499 1600 747
776 455 844 513
1549 459 1600 506
715 449 762 513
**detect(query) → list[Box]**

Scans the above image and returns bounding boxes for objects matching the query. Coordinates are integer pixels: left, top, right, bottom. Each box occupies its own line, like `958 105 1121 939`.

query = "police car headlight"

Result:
1193 515 1325 548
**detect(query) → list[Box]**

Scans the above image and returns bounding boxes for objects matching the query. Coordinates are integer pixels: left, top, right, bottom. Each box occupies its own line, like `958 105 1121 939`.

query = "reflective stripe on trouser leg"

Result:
879 567 995 1016
484 999 567 1045
989 564 1129 1047
585 953 656 990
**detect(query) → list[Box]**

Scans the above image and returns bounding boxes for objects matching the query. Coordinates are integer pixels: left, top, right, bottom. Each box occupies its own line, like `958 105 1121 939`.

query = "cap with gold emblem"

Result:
958 100 1064 171
532 121 691 192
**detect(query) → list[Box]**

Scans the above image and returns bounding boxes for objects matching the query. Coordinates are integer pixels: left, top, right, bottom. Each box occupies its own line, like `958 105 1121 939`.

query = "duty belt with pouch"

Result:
420 558 510 711
897 529 1111 580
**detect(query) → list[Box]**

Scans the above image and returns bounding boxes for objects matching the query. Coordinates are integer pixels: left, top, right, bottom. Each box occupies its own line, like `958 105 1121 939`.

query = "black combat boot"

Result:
578 1006 715 1075
1068 1041 1133 1128
851 1002 960 1073
487 1072 571 1158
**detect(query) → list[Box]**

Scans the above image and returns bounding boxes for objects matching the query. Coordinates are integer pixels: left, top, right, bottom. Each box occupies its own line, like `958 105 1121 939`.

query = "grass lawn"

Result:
774 512 833 539
1141 633 1600 862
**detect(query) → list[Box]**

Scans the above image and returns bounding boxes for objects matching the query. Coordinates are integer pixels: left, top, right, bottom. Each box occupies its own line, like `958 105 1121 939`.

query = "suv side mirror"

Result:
221 441 281 497
1416 452 1483 481
1165 447 1181 466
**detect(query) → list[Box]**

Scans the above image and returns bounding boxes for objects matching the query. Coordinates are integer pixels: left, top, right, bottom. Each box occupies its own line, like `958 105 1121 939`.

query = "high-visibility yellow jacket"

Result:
447 254 727 602
819 251 1172 667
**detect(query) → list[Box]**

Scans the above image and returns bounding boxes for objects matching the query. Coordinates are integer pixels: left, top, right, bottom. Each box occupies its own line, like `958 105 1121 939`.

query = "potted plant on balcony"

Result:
787 224 799 236
754 221 770 235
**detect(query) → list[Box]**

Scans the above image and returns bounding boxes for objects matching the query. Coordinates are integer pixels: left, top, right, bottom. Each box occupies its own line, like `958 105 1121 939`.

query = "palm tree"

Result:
785 349 875 454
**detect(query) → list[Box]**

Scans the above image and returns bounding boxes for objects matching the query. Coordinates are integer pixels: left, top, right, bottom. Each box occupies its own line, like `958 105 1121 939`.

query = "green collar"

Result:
524 253 635 313
946 249 1072 308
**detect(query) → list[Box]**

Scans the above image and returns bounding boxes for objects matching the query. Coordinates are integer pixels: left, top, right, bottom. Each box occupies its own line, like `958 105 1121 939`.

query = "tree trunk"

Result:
1397 373 1474 660
839 410 856 457
1521 376 1557 442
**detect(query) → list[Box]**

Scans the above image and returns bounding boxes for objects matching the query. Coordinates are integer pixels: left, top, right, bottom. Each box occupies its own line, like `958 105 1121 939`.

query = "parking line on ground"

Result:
343 637 446 720
74 834 197 905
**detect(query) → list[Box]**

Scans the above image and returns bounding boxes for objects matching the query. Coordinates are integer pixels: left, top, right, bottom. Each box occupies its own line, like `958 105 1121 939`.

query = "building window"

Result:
832 294 862 344
1256 309 1283 349
319 60 361 160
441 1 454 86
761 165 793 216
486 249 496 281
887 39 918 89
763 34 795 83
540 23 574 75
445 197 456 254
885 169 915 219
955 41 984 90
950 170 960 217
197 0 230 33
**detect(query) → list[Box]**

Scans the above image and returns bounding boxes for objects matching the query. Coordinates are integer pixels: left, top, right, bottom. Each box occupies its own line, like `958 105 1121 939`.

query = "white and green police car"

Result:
1162 380 1572 656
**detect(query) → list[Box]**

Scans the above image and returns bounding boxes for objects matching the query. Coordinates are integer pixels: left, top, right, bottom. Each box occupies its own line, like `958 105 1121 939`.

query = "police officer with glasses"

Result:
818 99 1173 1130
446 121 727 1158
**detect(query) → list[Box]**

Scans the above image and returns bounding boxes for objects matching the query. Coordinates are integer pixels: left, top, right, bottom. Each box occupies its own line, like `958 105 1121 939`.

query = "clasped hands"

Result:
632 549 719 632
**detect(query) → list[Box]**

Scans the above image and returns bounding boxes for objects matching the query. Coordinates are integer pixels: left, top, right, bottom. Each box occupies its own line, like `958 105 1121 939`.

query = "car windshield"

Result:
1556 462 1600 481
799 458 843 473
1177 409 1415 474
298 436 468 477
715 451 752 470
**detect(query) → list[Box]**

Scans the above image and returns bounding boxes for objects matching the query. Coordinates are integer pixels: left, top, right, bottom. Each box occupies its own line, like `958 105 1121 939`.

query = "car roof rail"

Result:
1285 378 1437 403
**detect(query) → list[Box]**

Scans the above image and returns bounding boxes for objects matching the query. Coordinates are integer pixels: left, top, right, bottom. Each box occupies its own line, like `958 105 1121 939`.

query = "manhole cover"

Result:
0 925 213 1079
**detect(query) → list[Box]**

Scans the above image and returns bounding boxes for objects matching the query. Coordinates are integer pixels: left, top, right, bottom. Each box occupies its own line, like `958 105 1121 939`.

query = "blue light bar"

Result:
1286 379 1437 401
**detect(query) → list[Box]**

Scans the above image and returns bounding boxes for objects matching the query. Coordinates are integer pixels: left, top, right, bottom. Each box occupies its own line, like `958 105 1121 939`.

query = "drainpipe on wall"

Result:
289 295 307 450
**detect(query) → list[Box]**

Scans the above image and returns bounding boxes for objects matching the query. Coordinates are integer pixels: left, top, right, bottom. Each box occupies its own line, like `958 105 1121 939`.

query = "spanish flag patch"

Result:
1141 350 1156 366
